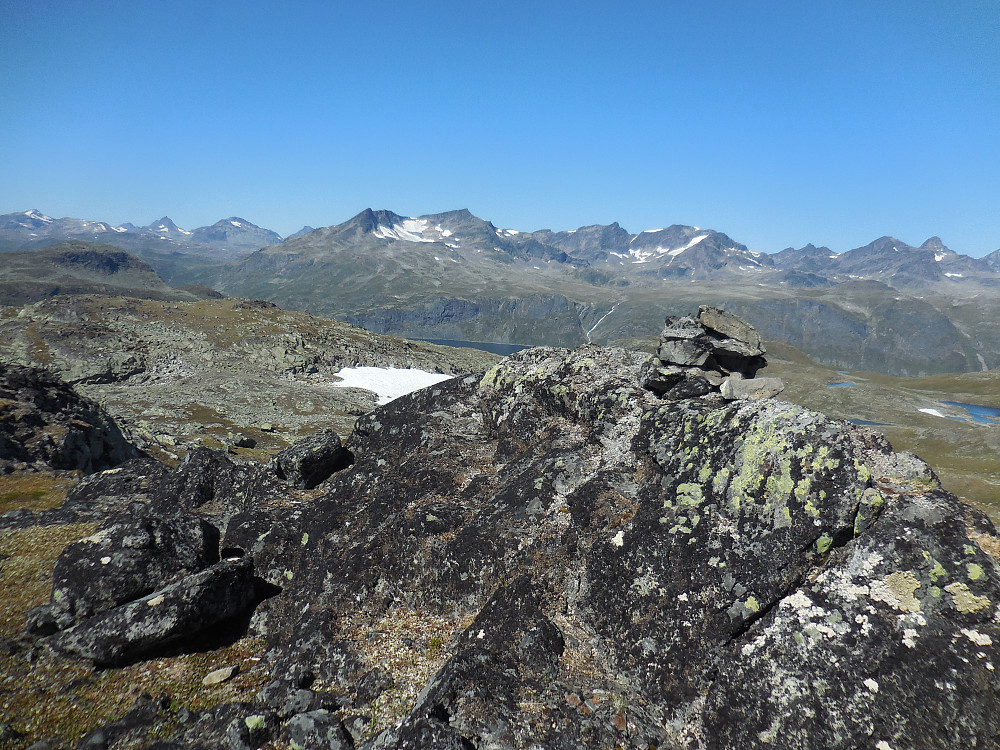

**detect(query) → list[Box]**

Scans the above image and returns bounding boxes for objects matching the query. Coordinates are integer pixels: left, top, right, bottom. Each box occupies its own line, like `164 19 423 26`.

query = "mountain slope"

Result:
0 210 284 282
0 242 198 305
204 208 1000 375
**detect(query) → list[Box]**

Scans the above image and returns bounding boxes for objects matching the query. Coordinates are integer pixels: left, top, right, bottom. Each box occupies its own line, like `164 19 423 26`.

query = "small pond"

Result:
940 401 1000 425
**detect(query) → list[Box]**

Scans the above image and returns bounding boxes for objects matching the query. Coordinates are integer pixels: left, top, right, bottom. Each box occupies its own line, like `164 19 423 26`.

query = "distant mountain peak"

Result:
24 209 54 223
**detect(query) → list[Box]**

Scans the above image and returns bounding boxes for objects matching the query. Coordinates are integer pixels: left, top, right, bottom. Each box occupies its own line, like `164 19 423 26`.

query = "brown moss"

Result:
0 522 97 636
0 635 269 748
0 472 78 514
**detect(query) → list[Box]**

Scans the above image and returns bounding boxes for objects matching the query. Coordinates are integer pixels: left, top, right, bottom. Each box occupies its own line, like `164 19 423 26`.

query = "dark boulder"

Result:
277 710 353 750
0 362 140 473
272 430 353 489
29 512 221 630
48 556 255 666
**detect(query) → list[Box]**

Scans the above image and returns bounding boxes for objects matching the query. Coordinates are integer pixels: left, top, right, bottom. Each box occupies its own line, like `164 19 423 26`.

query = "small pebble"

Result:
202 665 240 686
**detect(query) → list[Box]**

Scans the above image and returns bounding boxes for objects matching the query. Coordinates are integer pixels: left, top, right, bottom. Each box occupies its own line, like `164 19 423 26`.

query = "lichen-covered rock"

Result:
259 345 996 749
36 512 221 628
21 344 1000 748
0 362 140 474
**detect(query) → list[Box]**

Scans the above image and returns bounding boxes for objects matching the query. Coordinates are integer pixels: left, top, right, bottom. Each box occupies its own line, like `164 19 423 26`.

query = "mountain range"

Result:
4 207 1000 375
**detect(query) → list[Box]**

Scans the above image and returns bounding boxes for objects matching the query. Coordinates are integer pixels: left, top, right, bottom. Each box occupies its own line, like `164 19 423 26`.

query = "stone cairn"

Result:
640 305 784 400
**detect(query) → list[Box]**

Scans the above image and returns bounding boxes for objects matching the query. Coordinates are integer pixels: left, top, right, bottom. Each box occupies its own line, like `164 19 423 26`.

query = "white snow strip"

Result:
934 252 945 262
230 220 243 227
945 272 964 278
919 408 947 418
332 367 453 405
112 226 127 233
664 234 708 257
642 228 665 233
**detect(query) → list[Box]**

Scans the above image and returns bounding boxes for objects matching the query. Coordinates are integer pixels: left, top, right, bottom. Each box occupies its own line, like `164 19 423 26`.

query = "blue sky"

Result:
2 0 999 255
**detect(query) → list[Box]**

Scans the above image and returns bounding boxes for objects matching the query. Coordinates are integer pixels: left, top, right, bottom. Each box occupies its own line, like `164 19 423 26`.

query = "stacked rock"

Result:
640 305 784 400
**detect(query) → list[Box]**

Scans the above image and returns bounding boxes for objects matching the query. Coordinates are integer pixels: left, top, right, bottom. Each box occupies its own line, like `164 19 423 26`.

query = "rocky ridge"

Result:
1 310 998 748
0 295 498 459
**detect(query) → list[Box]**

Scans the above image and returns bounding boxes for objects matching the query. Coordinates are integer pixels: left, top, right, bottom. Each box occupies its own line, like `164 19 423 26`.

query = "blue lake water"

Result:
850 419 890 426
420 339 534 356
940 401 1000 424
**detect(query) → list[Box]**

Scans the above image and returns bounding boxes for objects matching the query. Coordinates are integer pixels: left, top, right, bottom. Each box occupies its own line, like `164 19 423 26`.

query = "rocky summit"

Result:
1 312 999 749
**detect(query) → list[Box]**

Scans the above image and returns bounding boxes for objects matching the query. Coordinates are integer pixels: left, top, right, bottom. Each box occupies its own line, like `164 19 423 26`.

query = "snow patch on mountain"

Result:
373 218 435 243
629 233 708 263
331 366 453 405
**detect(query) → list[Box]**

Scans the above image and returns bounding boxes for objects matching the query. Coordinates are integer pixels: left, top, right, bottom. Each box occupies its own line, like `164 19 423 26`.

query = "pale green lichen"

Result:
301 533 309 546
869 570 922 612
928 558 947 582
944 582 990 613
676 483 705 508
245 715 267 731
745 596 760 613
816 533 834 555
967 563 984 581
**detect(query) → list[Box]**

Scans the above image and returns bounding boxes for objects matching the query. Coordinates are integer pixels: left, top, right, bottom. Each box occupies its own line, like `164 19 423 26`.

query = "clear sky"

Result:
2 0 999 255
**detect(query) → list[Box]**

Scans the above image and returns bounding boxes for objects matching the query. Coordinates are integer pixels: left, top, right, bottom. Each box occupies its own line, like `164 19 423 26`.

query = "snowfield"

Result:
332 367 454 405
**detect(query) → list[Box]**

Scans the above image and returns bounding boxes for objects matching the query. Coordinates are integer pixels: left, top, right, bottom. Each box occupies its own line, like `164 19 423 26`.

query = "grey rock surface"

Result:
0 295 499 456
720 374 785 400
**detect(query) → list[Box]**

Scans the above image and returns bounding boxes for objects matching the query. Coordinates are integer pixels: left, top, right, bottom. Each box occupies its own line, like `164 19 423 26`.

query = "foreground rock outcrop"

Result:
9 337 1000 748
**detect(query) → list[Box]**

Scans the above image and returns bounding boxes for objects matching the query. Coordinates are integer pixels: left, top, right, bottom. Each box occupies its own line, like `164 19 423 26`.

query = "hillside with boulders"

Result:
1 309 997 749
